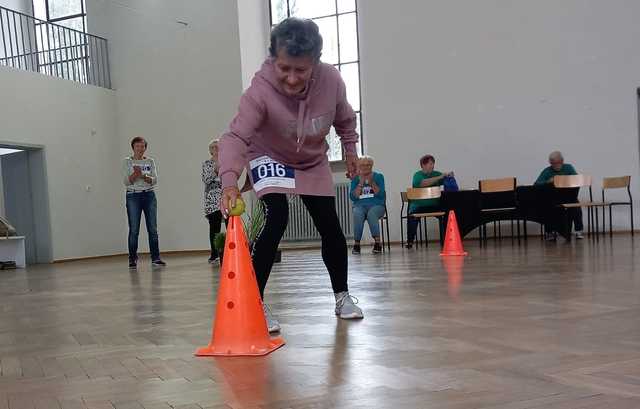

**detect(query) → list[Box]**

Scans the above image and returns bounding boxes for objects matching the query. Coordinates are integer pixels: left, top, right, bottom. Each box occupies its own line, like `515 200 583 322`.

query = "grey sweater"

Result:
122 157 158 192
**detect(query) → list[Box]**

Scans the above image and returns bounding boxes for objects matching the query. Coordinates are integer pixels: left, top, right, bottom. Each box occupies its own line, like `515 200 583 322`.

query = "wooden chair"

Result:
406 187 446 247
478 177 520 243
600 176 634 237
401 191 428 246
552 175 598 240
379 204 392 252
400 192 409 246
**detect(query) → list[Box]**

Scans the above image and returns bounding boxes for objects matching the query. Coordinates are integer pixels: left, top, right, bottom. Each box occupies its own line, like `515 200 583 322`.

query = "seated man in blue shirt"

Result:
535 151 584 240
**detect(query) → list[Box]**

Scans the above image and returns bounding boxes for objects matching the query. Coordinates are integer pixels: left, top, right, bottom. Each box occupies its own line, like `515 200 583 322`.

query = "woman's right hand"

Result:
221 186 241 218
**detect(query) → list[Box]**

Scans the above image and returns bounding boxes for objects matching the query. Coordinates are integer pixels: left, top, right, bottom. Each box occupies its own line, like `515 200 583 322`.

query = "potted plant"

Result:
213 199 282 264
213 231 226 263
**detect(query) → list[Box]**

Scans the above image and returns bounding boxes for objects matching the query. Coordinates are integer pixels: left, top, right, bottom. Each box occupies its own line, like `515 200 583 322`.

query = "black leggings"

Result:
206 211 223 258
252 193 349 299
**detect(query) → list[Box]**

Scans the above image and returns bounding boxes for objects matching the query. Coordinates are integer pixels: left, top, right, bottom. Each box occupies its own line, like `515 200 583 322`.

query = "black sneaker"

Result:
352 244 361 255
152 259 167 267
373 243 382 254
405 242 414 249
208 256 219 265
128 259 137 269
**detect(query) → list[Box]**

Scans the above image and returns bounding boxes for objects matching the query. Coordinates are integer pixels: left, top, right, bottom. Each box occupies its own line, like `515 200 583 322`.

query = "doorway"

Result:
0 143 52 264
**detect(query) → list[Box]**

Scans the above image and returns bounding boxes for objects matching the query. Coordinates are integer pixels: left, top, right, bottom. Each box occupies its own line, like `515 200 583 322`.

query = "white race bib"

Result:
141 164 152 176
359 185 374 199
250 156 295 192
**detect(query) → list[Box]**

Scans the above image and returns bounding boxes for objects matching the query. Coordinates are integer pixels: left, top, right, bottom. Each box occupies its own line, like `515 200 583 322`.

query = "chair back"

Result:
603 176 631 190
401 191 408 203
553 174 592 188
479 177 516 193
406 187 442 201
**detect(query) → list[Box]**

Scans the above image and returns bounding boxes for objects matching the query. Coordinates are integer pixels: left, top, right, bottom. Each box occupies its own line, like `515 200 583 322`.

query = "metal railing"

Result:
0 6 111 89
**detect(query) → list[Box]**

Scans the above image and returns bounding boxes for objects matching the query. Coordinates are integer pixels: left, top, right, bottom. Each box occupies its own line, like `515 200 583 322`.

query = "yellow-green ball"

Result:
229 197 246 216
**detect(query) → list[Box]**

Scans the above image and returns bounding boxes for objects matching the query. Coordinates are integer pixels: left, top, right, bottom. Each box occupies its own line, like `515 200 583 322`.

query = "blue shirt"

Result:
350 172 385 207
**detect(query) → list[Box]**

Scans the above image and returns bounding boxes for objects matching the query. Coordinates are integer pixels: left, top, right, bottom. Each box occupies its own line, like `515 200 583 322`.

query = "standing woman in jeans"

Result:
202 139 224 264
123 136 166 269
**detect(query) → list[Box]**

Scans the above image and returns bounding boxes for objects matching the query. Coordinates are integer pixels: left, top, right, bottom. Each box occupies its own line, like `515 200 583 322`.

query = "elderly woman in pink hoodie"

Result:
219 17 363 332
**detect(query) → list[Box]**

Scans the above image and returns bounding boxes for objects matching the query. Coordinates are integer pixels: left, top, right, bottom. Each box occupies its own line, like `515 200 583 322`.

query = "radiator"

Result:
282 183 353 241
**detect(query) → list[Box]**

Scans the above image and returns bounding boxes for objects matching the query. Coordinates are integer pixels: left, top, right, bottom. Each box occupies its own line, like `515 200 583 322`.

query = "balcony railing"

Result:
0 6 111 89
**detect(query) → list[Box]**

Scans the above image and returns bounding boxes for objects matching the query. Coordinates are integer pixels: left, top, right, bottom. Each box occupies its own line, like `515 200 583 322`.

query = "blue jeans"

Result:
126 191 160 261
352 204 386 241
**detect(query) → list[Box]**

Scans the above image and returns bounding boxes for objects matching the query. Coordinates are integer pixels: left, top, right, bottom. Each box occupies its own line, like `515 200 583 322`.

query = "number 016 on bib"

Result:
250 156 296 193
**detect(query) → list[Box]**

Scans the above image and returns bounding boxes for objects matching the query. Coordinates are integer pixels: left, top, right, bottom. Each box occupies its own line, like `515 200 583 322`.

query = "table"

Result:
0 236 26 268
439 185 580 240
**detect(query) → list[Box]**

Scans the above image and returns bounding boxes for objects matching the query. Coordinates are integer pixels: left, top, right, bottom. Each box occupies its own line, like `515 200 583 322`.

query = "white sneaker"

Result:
262 303 281 333
575 231 584 239
335 292 364 319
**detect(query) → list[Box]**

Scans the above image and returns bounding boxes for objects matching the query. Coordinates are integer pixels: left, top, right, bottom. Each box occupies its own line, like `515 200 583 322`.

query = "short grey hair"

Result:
269 18 323 62
209 139 219 150
549 151 564 161
358 156 374 166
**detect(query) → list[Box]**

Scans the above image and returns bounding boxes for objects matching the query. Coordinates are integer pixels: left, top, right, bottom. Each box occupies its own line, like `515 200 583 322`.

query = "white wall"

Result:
358 0 640 240
237 0 270 89
0 65 120 260
0 0 35 63
0 0 30 220
0 1 244 260
0 0 31 14
86 0 243 253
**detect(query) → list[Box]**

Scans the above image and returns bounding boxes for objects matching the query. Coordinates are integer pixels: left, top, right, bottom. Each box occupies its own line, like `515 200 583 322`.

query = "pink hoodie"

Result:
219 58 359 198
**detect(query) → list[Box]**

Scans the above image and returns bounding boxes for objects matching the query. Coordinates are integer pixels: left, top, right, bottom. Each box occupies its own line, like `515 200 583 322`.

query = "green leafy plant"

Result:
213 199 265 253
243 199 265 245
213 232 226 252
215 198 282 263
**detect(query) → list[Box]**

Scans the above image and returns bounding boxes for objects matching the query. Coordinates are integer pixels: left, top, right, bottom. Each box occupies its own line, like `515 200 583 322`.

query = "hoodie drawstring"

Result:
296 99 307 153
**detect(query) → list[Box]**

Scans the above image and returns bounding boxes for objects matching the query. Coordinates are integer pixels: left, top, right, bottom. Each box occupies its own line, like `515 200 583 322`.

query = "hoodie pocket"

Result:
309 111 335 137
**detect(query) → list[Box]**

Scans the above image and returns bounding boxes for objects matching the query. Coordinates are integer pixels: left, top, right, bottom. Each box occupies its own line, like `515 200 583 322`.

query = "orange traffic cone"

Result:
440 211 468 256
195 216 285 357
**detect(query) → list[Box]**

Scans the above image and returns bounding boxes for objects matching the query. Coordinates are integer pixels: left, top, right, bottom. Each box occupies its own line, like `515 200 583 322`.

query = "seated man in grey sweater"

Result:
122 136 166 268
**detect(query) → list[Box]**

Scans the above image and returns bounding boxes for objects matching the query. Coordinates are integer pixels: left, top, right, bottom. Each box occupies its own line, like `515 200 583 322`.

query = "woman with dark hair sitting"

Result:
406 154 453 249
218 17 364 333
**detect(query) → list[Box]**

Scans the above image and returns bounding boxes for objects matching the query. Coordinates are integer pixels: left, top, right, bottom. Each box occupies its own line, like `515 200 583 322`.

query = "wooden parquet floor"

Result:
2 236 640 408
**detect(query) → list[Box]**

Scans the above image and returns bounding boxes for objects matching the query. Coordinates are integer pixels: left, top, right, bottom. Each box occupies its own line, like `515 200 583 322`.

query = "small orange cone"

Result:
440 211 468 256
195 216 285 357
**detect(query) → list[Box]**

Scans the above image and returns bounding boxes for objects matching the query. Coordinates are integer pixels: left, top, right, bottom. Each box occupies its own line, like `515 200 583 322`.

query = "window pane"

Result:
337 0 356 13
326 127 342 162
33 0 47 20
340 63 360 111
338 12 357 63
314 16 338 64
56 16 83 33
49 0 82 19
291 0 335 19
270 0 288 24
